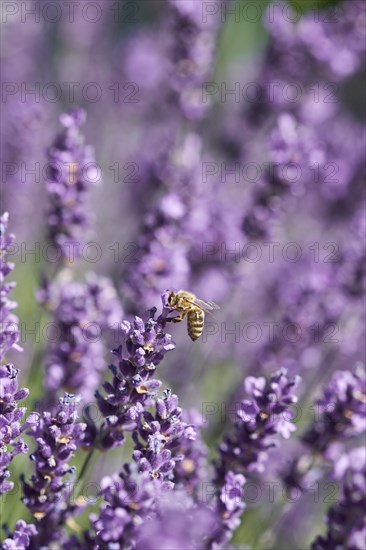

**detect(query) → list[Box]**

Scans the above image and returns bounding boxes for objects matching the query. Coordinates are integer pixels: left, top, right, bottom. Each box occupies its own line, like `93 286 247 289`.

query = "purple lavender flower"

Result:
262 1 366 98
205 470 246 549
217 368 301 480
0 212 22 360
89 305 215 546
251 248 362 376
132 389 198 482
88 295 223 548
304 366 366 452
173 408 209 494
90 466 174 548
126 133 242 309
94 298 175 449
1 520 38 550
123 32 170 96
297 1 366 80
168 0 222 120
21 393 86 548
88 297 216 545
243 112 325 240
135 488 216 550
0 11 52 240
123 4 241 310
0 364 38 494
46 109 101 261
284 365 366 491
338 210 366 298
312 446 366 550
203 370 301 548
0 213 38 495
90 464 217 550
241 0 365 240
124 136 198 308
38 271 122 402
243 112 364 241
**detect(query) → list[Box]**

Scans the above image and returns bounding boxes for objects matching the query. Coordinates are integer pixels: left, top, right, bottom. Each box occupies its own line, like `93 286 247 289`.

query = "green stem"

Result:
75 446 97 497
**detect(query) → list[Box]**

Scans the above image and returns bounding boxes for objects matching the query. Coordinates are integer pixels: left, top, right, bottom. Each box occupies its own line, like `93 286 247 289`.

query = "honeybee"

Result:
166 290 220 341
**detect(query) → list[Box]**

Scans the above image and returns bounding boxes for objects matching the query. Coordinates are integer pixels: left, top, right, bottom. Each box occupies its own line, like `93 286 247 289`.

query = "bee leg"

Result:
166 312 185 323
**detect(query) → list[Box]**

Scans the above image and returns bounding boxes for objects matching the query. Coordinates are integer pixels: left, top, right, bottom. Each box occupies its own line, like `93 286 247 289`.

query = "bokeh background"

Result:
1 0 365 548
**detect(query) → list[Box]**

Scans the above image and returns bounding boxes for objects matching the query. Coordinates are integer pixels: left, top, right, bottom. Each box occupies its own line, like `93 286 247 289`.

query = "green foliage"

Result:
288 0 343 11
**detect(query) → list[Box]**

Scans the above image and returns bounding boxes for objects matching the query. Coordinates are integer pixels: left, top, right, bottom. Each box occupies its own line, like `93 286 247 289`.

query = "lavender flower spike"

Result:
38 271 122 402
0 213 38 495
0 364 38 494
217 368 301 480
1 520 38 550
21 393 86 548
284 365 366 491
91 466 174 549
132 388 198 482
92 465 216 550
208 470 246 549
312 447 366 550
168 0 222 120
0 212 22 360
46 109 100 261
208 369 301 548
303 365 366 453
95 296 175 450
135 488 217 550
173 408 209 494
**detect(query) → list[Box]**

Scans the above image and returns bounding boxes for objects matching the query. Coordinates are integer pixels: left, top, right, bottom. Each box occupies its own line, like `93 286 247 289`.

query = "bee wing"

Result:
186 296 220 312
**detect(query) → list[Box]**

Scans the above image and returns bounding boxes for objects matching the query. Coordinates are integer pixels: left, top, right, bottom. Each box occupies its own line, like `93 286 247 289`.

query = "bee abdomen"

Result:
187 311 205 341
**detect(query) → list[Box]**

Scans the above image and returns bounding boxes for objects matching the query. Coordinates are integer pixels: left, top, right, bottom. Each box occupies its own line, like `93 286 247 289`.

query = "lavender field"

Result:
1 0 365 548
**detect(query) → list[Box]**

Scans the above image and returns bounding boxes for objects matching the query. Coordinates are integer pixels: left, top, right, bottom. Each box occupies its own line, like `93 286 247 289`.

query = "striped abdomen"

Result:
187 310 205 341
